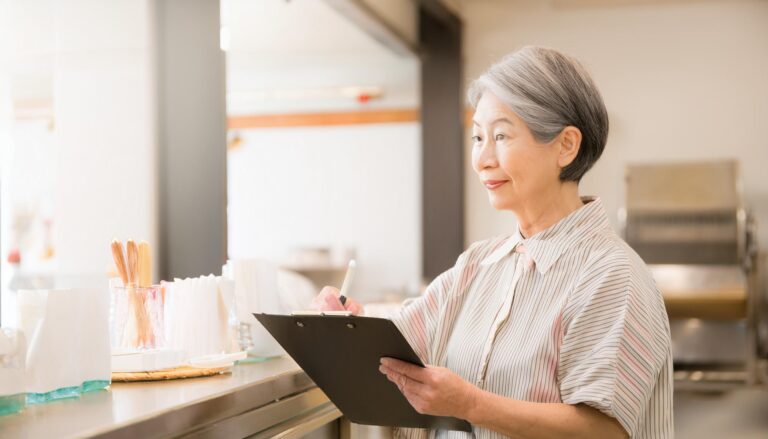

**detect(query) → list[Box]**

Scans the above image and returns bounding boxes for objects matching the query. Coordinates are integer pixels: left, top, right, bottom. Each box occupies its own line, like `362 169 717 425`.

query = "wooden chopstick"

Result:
125 239 145 346
110 239 129 285
126 240 138 288
138 241 151 288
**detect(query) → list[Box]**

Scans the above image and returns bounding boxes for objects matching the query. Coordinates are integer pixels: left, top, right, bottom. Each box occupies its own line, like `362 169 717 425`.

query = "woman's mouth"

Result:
483 180 508 190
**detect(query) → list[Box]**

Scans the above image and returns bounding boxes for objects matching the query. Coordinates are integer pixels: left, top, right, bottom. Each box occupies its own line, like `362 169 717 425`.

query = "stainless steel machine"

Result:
622 160 765 387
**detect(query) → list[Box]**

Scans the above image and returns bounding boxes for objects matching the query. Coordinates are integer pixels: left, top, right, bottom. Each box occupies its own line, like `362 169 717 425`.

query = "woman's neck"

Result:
516 182 583 238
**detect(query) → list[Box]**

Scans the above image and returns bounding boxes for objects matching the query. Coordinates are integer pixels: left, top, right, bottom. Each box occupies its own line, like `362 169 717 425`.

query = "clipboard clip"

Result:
290 310 353 317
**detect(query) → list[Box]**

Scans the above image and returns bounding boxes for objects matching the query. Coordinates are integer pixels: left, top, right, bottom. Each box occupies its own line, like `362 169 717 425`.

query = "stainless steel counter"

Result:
0 356 342 438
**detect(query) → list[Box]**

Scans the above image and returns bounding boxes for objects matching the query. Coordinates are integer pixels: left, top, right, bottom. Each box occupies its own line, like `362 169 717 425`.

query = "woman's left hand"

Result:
379 357 480 419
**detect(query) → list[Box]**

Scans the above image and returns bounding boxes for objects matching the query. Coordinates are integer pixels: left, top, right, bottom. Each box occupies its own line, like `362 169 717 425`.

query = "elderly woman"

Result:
316 46 673 439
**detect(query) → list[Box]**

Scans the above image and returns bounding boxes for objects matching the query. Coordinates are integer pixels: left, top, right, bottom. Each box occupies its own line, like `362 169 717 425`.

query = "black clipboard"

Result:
254 313 472 432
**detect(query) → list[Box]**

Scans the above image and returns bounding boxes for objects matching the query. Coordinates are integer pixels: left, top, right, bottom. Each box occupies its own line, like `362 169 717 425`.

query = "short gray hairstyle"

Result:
468 46 609 182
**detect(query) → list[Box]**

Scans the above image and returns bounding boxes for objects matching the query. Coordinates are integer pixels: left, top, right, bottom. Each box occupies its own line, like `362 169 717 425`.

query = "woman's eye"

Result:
471 135 482 143
494 133 506 141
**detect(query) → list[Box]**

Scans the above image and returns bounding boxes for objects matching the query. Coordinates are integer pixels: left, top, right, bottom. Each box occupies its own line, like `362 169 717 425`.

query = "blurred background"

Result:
0 0 766 437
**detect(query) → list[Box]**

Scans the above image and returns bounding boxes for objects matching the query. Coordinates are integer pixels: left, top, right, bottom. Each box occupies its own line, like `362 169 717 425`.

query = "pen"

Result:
338 259 356 306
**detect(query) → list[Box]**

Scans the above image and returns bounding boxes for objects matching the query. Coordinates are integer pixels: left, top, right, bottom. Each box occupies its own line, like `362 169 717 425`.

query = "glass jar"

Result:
110 285 165 349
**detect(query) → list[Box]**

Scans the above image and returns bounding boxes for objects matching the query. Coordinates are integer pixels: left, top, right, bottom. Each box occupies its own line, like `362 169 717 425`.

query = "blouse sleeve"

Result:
558 251 671 437
389 239 492 365
390 266 457 365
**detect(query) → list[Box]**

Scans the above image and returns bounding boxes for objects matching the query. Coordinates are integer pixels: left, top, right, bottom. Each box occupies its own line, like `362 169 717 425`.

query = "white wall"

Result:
462 0 768 249
226 54 419 114
225 0 422 299
2 0 157 323
0 0 13 324
360 0 417 47
52 0 157 276
228 123 422 300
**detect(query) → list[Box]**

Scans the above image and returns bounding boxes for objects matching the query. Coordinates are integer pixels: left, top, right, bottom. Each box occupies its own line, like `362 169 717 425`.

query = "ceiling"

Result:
5 0 421 114
223 0 420 114
222 0 393 55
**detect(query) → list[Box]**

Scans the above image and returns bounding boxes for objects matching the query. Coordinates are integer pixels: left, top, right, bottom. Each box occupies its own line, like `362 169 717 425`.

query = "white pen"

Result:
338 259 356 306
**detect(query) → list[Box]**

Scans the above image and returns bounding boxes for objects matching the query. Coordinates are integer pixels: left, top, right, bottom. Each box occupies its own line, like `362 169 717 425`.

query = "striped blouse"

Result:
392 197 673 439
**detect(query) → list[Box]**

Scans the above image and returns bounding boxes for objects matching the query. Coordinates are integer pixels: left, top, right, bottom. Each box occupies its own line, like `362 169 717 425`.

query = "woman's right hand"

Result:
311 286 365 315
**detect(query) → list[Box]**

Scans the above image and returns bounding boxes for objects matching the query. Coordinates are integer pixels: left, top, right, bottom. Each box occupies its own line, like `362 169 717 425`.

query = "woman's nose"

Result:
474 140 498 170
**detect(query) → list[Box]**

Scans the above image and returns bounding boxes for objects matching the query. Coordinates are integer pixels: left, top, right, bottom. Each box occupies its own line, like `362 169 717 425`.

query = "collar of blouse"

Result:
479 196 612 274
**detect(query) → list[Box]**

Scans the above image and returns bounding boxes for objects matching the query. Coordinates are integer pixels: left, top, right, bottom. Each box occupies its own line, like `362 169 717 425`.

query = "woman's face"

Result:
471 92 563 211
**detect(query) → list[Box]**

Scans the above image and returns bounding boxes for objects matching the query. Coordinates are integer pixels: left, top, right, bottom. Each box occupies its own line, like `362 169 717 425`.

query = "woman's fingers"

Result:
380 357 428 383
380 365 401 386
322 291 346 311
380 364 428 401
320 285 340 297
345 298 365 315
380 361 477 418
381 367 428 413
311 286 364 315
310 286 343 311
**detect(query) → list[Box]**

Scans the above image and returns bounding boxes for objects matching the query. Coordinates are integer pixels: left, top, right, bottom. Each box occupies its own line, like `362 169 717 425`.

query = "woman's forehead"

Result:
473 94 519 126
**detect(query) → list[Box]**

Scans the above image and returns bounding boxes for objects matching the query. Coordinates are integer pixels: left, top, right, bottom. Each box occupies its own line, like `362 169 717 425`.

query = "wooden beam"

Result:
227 109 419 129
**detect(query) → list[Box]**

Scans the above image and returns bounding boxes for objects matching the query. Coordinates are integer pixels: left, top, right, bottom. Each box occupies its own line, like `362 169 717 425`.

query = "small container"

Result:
0 328 26 416
18 289 83 405
110 284 165 349
20 289 110 405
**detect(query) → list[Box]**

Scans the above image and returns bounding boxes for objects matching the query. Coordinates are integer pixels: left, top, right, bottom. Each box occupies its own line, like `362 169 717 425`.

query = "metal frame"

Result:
89 371 318 438
187 388 341 439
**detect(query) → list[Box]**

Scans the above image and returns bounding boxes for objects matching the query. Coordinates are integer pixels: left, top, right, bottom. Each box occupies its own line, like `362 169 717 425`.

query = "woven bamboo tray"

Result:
112 366 229 382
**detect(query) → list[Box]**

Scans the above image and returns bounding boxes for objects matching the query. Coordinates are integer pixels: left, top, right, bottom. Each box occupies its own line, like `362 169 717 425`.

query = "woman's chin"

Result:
487 193 515 211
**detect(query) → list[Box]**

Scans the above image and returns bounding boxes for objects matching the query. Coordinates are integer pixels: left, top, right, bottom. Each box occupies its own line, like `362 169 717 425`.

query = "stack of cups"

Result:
163 275 239 359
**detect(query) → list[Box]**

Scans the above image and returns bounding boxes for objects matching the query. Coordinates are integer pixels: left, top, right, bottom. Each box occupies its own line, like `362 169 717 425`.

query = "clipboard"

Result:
254 313 472 432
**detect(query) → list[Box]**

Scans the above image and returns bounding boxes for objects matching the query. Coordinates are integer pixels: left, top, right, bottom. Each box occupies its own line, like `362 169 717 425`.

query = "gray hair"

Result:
468 46 609 182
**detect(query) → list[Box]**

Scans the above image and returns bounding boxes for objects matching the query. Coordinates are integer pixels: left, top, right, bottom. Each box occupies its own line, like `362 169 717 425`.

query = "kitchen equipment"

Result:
623 160 762 386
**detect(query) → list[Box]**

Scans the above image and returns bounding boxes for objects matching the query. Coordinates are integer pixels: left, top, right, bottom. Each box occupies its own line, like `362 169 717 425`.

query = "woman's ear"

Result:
557 126 582 168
